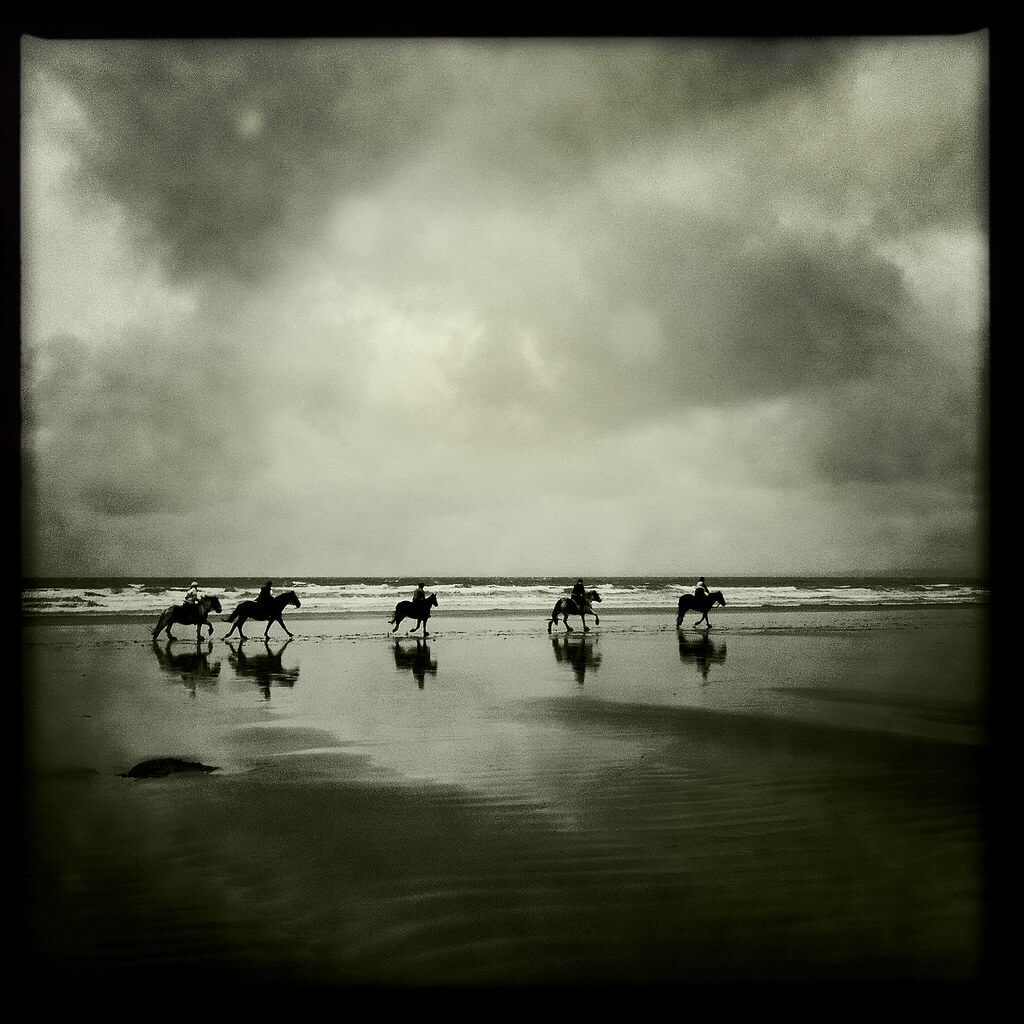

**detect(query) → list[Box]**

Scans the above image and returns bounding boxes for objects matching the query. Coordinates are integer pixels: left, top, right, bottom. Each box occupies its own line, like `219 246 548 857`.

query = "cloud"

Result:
21 35 988 576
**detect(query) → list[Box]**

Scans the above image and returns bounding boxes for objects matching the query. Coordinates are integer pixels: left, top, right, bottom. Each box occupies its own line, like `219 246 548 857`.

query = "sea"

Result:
20 576 989 617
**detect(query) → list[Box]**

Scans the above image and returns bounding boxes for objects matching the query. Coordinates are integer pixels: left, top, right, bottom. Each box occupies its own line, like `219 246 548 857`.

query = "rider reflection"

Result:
677 633 727 685
150 638 222 698
225 638 299 701
393 637 437 689
551 635 602 686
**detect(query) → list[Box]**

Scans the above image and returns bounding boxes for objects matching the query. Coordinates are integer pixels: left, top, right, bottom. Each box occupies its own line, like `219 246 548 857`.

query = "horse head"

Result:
427 593 438 608
587 590 602 603
713 591 726 606
281 591 301 608
205 596 222 613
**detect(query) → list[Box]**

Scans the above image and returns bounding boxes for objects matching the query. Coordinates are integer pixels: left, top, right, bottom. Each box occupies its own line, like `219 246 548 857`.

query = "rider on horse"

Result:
181 581 201 620
571 578 590 614
257 580 275 615
695 576 710 601
412 581 427 605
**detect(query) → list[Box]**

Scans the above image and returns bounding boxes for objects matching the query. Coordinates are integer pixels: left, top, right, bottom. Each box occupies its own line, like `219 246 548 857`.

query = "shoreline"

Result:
21 601 990 626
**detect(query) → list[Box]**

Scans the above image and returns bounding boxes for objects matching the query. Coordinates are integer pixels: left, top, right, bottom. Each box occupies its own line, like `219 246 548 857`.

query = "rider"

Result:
571 578 589 612
412 581 427 605
694 576 710 600
181 581 201 621
257 580 274 615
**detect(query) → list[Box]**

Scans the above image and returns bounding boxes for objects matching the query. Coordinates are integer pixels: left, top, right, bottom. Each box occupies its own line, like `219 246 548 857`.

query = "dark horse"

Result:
676 590 726 629
389 593 438 636
152 596 223 641
224 591 301 640
548 590 602 634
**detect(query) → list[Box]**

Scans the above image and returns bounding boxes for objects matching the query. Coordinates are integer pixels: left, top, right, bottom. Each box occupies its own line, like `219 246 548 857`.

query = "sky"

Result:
20 35 988 579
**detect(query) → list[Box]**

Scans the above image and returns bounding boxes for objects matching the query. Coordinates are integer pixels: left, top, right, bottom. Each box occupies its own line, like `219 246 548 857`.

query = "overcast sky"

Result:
21 35 988 578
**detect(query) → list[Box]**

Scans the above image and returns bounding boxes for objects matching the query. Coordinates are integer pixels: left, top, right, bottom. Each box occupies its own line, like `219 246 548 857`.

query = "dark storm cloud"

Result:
22 36 987 575
23 37 867 288
23 38 460 284
808 348 982 489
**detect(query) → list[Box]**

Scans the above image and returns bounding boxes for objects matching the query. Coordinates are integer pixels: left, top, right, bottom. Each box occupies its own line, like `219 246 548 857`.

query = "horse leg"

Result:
279 617 293 638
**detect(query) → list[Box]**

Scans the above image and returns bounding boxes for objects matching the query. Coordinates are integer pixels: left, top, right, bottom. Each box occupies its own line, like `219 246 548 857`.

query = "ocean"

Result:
21 575 989 617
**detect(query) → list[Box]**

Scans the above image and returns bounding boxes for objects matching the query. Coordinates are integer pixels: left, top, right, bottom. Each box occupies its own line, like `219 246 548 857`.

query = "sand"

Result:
23 606 987 988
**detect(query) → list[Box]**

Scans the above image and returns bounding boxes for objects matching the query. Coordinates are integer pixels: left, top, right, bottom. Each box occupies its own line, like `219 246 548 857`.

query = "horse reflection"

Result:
551 635 602 686
677 633 727 684
225 639 300 701
393 637 437 689
151 638 221 697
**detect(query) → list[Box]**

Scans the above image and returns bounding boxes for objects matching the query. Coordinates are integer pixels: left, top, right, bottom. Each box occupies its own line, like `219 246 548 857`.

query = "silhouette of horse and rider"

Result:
152 595 223 641
677 576 726 629
224 581 301 640
390 584 438 636
548 579 602 633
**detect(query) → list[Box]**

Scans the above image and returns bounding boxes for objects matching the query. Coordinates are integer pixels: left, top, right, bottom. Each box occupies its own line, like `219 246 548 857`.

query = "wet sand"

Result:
23 607 988 988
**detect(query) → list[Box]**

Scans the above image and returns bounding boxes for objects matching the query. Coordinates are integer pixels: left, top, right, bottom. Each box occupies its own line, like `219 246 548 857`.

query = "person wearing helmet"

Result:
571 578 590 614
411 581 427 605
694 576 710 600
184 581 200 606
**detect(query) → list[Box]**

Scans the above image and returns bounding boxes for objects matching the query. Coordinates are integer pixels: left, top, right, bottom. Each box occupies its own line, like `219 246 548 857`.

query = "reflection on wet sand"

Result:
150 639 221 697
393 638 437 689
677 633 727 684
225 639 300 701
551 635 602 686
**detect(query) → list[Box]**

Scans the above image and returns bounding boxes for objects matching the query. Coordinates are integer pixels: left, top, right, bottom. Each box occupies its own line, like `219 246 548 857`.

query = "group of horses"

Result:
152 590 302 641
152 586 727 641
547 588 726 633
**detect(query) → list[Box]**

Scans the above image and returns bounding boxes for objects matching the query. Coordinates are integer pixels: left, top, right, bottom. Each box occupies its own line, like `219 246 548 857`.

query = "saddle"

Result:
176 602 203 623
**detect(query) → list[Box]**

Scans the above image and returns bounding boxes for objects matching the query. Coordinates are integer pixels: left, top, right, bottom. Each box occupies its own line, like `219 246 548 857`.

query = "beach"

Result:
23 605 987 987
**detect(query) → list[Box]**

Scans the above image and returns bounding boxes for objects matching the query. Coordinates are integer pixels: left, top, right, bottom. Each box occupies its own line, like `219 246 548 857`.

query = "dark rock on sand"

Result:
118 758 219 779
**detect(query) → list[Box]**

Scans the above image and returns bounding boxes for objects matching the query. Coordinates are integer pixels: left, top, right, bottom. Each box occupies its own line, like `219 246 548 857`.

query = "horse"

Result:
676 590 726 629
224 591 301 640
547 590 602 633
389 593 438 636
152 595 223 641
